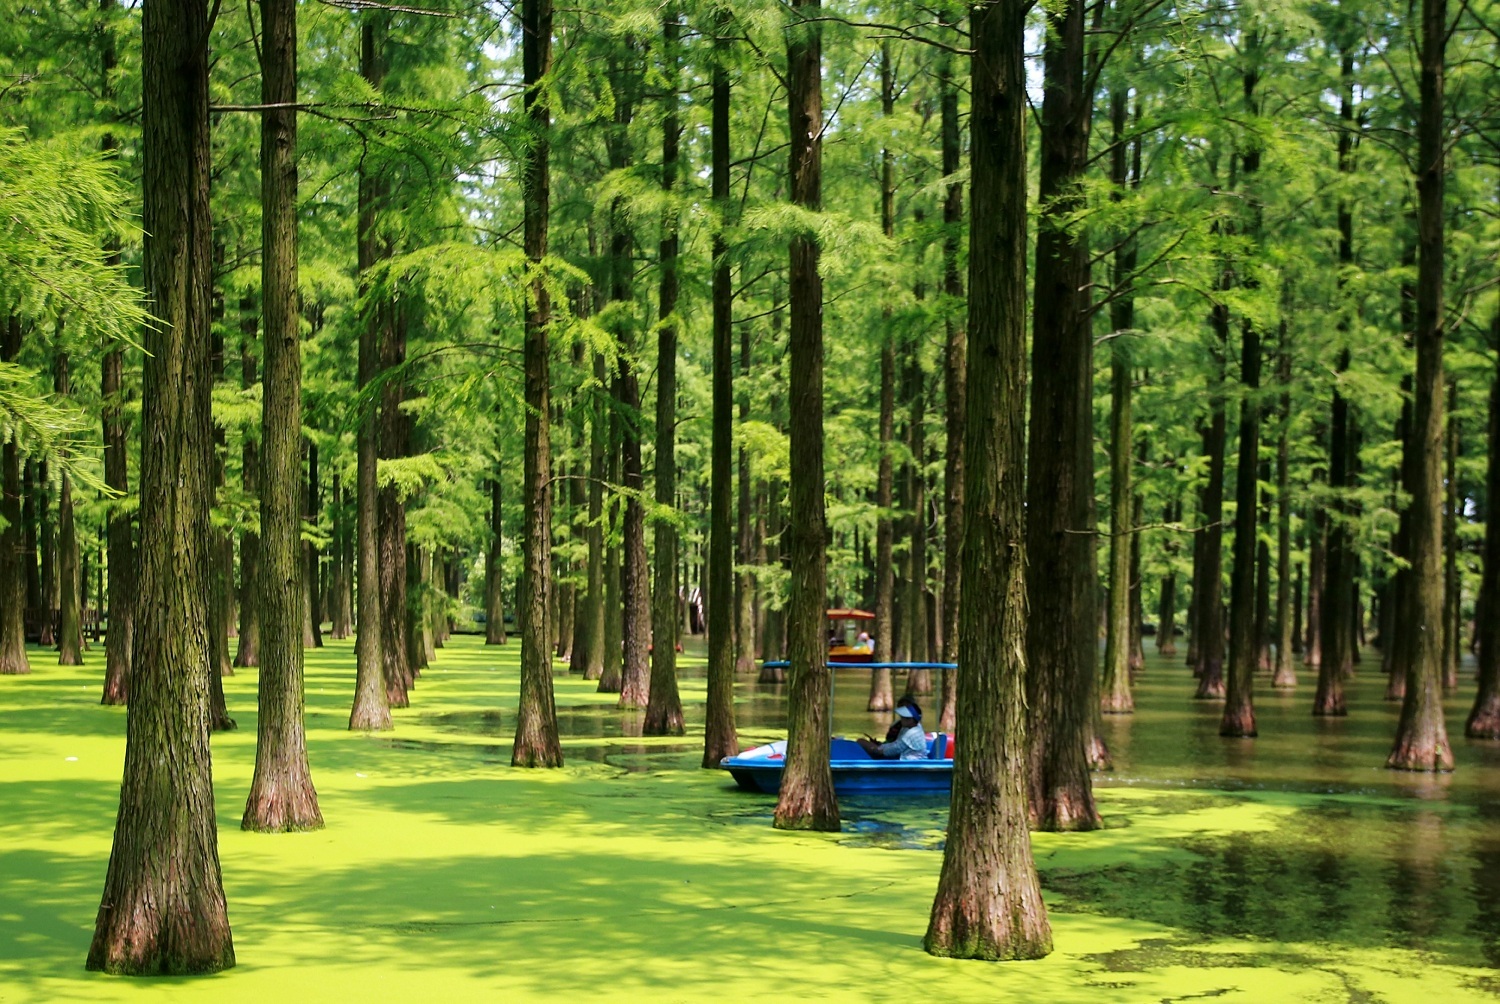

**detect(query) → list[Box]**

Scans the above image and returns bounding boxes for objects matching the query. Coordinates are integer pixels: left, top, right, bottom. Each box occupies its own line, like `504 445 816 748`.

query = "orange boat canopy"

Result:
826 608 875 620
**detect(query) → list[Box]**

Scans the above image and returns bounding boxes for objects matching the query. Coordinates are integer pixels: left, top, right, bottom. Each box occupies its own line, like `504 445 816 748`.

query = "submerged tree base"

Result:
242 782 324 832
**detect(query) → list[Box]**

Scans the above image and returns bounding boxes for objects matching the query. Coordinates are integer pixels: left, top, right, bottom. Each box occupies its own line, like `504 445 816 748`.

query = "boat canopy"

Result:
825 608 875 620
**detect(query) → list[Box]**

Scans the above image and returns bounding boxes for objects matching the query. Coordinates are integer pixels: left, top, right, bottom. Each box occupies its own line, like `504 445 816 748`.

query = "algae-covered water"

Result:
2 635 1497 1002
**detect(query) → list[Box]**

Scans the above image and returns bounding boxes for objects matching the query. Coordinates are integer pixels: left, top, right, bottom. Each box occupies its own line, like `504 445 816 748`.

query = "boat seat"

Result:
930 733 948 759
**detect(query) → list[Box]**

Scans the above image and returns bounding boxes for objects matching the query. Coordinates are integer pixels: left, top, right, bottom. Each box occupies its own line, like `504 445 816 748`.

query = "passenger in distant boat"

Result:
852 632 873 654
858 699 927 760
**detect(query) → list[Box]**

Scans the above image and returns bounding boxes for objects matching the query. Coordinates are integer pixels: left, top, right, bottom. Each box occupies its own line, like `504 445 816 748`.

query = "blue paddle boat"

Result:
722 734 953 796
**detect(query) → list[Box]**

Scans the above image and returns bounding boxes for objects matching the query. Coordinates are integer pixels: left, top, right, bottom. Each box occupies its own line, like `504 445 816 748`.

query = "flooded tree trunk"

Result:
773 0 838 832
645 16 685 737
87 0 235 969
233 301 261 669
1465 317 1500 737
1306 506 1325 668
938 50 964 734
759 476 786 677
1316 351 1355 716
244 0 322 831
348 14 391 733
577 358 606 672
55 348 83 666
1387 0 1453 771
599 394 624 694
512 0 563 768
1023 0 1100 833
1103 348 1133 713
1221 310 1261 737
1186 496 1202 668
1158 570 1178 656
486 476 507 645
703 13 739 765
378 309 410 706
1273 347 1296 689
0 318 26 675
869 46 897 714
905 350 931 696
1194 291 1229 700
926 0 1051 955
734 275 757 676
1441 380 1460 689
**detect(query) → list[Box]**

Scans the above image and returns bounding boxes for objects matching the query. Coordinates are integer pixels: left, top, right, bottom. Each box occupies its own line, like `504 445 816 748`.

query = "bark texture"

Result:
512 0 563 767
1023 0 1100 831
773 2 838 832
244 0 322 831
1387 0 1453 770
925 0 1051 960
88 0 235 970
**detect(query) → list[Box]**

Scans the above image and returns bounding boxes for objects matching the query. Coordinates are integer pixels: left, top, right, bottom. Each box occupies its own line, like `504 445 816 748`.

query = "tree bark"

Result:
645 13 685 736
486 475 507 644
938 49 964 734
1466 311 1500 737
870 41 897 714
512 0 563 766
88 0 235 969
54 348 83 665
348 13 392 732
0 317 27 675
1388 0 1454 770
245 0 322 830
1194 288 1230 699
703 9 739 765
1272 344 1296 688
1023 0 1100 831
773 0 838 832
1442 380 1460 688
926 0 1050 957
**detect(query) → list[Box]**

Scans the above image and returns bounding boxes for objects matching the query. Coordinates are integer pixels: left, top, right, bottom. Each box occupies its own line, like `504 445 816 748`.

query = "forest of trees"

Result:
0 0 1497 974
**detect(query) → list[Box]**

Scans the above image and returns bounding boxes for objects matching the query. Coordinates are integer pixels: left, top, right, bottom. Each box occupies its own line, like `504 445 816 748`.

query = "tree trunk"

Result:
703 10 739 765
87 0 235 969
1442 380 1460 689
734 270 757 676
0 317 27 675
378 313 410 706
645 14 685 736
1465 311 1500 737
1103 350 1133 713
486 475 507 644
1272 345 1296 689
348 13 392 732
904 348 931 696
55 348 83 665
233 300 261 668
305 441 323 649
1387 0 1453 771
244 0 322 830
926 0 1050 956
938 49 964 734
773 0 838 832
1194 290 1229 699
512 0 563 767
1307 505 1325 668
1023 0 1100 832
871 45 896 714
599 392 624 693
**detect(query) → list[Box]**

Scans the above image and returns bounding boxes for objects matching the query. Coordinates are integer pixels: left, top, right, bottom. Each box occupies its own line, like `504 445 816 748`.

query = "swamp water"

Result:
2 634 1497 1001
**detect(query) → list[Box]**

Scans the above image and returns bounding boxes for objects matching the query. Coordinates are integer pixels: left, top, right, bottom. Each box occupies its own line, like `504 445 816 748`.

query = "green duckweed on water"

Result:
2 635 1497 1002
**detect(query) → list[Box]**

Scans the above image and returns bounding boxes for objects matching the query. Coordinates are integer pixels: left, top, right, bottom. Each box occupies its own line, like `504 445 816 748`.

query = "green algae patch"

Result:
2 640 1498 1002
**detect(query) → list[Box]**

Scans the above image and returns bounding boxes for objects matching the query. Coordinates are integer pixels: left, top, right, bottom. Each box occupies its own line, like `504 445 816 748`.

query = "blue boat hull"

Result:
722 737 952 796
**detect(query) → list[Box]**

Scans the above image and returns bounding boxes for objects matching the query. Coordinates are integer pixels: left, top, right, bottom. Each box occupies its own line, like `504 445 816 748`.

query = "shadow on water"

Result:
410 646 1500 970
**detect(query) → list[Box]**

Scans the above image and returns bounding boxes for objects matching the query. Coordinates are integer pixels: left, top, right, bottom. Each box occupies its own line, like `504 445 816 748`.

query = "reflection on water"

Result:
417 641 1500 966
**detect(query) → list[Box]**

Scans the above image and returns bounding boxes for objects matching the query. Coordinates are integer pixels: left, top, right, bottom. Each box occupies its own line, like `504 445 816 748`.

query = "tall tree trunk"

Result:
378 312 410 706
0 317 27 675
349 14 392 732
38 457 54 646
870 40 897 714
233 299 261 668
1221 83 1263 738
905 349 931 695
734 272 757 675
305 441 323 649
773 0 838 832
1465 310 1500 737
486 474 507 644
206 253 234 728
645 13 685 736
1388 0 1453 770
244 0 322 830
1023 0 1099 832
703 9 739 765
330 473 351 639
579 355 605 674
512 0 563 766
98 0 132 700
87 0 235 969
938 49 964 733
1442 380 1460 688
1194 288 1230 698
55 348 84 666
1272 342 1296 688
1306 506 1325 667
599 388 624 693
926 0 1050 957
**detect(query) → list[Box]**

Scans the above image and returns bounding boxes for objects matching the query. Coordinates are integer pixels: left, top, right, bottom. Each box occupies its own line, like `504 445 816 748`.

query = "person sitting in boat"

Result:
851 632 873 654
857 699 927 760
